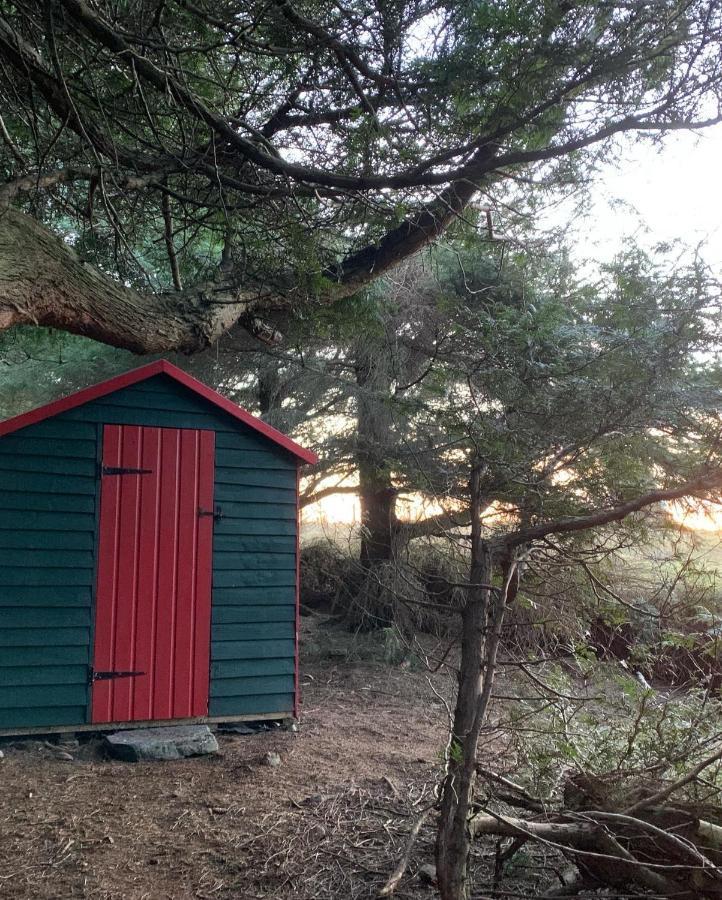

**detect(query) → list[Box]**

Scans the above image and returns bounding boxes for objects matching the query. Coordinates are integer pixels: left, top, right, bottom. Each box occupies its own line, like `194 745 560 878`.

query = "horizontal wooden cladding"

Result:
1 608 91 627
2 646 89 666
3 549 94 569
213 571 295 589
214 552 295 571
215 430 295 457
113 378 169 394
0 391 98 749
1 569 94 586
65 403 224 428
214 468 297 489
0 706 87 729
209 383 299 723
0 436 97 459
65 404 278 438
211 675 294 698
214 518 297 536
215 448 296 470
12 419 97 441
214 484 295 505
0 665 89 686
3 491 95 513
93 385 204 408
212 639 295 660
213 605 296 624
212 586 295 605
0 472 97 495
212 622 293 642
2 510 95 532
213 534 296 553
0 627 89 646
0 529 95 550
211 658 295 678
92 382 230 417
0 586 92 606
213 500 296 520
0 451 98 475
0 684 87 709
209 694 293 717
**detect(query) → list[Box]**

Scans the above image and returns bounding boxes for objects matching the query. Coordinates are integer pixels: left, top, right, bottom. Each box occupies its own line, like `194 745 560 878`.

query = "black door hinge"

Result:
89 667 145 684
101 466 153 476
198 505 223 522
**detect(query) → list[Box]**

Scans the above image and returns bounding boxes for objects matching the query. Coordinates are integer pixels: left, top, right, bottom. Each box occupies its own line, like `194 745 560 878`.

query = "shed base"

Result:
0 711 295 739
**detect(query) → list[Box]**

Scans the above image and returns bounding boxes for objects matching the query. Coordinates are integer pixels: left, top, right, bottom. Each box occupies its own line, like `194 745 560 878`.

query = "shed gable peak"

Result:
0 360 318 464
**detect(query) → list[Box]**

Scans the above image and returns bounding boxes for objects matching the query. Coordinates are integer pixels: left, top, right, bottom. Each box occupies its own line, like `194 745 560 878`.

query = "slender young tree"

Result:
434 468 722 900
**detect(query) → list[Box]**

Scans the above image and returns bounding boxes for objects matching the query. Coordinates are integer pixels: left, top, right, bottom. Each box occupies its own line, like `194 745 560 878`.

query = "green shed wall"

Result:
0 374 298 731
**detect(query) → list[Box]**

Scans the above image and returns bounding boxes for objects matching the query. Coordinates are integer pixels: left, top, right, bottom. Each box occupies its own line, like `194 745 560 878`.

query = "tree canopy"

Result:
1 0 722 352
223 239 722 538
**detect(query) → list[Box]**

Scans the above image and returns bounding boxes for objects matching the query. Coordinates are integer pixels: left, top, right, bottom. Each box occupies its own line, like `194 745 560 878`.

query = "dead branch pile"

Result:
475 749 722 898
341 562 431 633
258 782 441 900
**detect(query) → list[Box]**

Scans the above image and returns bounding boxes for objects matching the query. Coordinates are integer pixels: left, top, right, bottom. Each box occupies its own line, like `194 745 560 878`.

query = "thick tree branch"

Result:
497 473 722 550
1 0 720 355
0 167 155 204
0 206 266 353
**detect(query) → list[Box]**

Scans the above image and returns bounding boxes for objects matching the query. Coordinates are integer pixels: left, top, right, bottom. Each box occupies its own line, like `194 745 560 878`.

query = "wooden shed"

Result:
0 360 317 735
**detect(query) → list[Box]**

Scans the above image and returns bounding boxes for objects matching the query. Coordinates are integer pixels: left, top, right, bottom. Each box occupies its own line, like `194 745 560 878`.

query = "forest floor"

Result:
0 617 579 900
0 618 452 900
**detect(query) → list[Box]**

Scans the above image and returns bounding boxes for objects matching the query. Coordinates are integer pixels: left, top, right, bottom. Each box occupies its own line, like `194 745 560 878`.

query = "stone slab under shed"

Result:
104 725 218 761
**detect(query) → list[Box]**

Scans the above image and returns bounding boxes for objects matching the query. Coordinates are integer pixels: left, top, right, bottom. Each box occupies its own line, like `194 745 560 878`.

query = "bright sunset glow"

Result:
304 480 722 535
304 490 360 524
668 500 722 532
302 484 451 526
302 478 522 531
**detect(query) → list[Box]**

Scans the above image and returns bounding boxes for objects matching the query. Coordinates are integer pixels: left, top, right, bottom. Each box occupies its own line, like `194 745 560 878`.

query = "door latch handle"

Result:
198 505 223 522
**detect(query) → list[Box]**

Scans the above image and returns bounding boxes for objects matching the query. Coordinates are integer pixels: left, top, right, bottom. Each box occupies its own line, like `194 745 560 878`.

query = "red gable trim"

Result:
0 359 319 465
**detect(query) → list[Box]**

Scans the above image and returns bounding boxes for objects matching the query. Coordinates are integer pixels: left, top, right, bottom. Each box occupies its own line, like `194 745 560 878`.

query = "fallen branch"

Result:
476 765 546 813
624 743 722 816
377 805 434 897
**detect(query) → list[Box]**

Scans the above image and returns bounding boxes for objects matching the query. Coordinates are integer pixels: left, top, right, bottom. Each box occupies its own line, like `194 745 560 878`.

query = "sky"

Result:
569 126 722 270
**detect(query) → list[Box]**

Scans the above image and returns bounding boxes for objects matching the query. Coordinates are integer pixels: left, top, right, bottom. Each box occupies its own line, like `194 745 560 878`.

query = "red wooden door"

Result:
91 425 215 724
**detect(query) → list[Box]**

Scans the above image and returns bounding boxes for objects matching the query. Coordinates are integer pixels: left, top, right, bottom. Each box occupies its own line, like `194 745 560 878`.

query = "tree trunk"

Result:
435 545 492 900
436 466 508 900
355 347 399 569
0 206 271 353
257 359 283 416
359 473 398 566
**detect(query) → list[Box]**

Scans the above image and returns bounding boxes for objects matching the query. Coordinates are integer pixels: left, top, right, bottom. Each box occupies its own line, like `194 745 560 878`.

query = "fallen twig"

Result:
377 804 435 897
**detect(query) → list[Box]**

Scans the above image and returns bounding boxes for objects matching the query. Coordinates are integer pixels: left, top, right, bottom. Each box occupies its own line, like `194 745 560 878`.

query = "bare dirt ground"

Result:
0 620 458 900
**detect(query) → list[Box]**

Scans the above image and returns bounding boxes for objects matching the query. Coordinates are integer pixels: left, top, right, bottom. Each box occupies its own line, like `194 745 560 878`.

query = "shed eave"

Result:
0 359 319 465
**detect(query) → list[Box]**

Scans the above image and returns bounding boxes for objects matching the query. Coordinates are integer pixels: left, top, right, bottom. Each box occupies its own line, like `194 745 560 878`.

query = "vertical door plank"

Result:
153 427 180 721
132 427 162 720
193 430 215 716
172 429 198 717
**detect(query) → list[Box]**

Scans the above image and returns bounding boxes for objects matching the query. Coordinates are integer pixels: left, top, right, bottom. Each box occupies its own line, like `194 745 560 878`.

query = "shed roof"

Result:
0 359 318 464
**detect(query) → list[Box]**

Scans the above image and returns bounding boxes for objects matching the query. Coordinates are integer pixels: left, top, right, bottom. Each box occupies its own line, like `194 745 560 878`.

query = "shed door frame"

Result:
90 424 215 725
